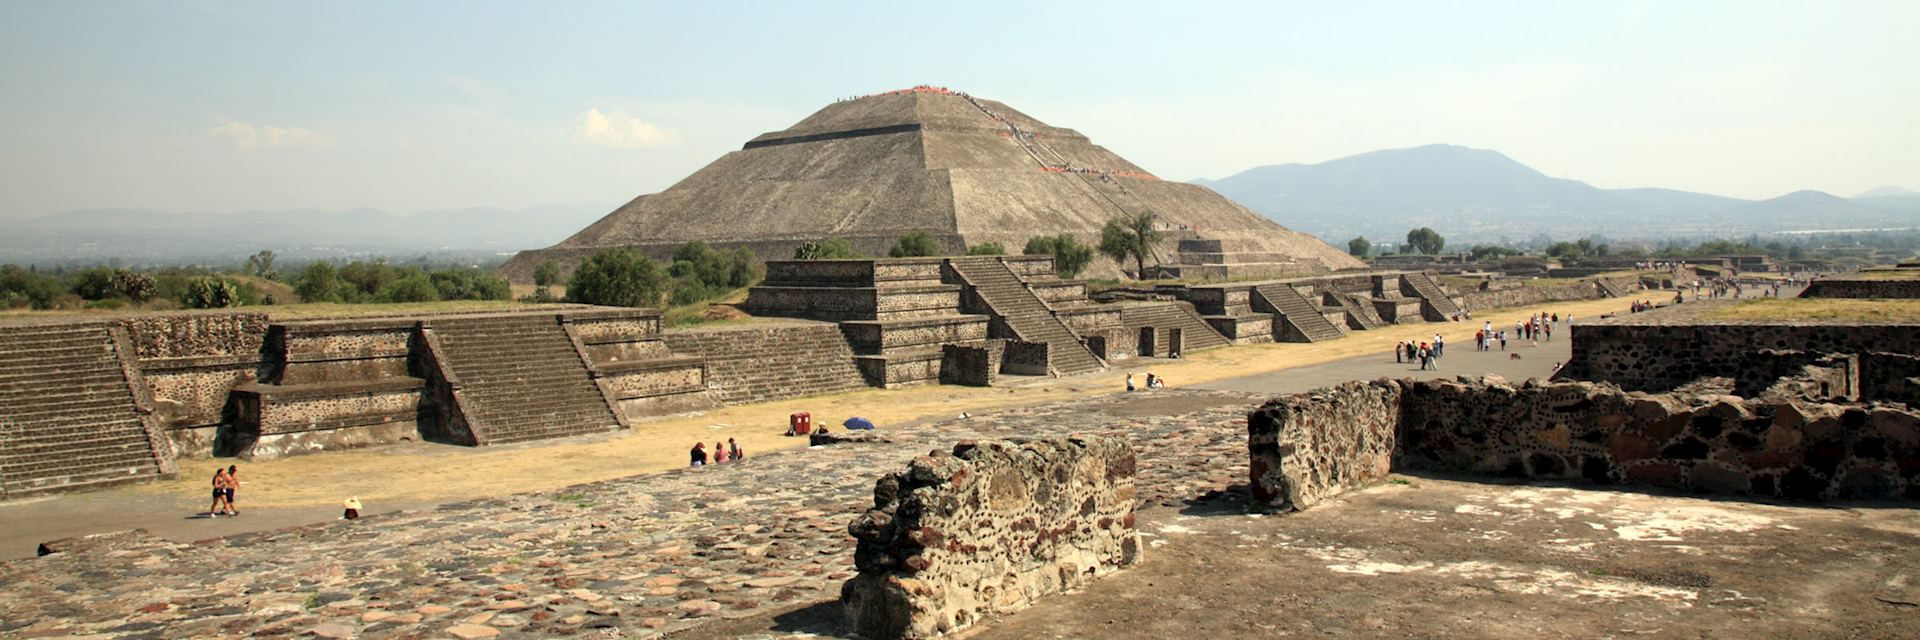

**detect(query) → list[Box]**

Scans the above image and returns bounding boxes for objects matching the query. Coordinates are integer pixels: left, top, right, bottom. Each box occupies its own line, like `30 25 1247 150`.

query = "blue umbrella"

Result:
843 417 876 430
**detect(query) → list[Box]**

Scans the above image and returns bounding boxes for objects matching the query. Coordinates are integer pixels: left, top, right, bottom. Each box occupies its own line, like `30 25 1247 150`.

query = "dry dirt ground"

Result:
691 476 1920 640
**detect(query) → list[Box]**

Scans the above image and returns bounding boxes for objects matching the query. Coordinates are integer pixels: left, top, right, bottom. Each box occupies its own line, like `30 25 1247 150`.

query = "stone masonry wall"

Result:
1800 278 1920 299
660 323 869 404
842 436 1141 639
1459 279 1605 311
1247 380 1401 511
1395 377 1920 500
1564 322 1920 393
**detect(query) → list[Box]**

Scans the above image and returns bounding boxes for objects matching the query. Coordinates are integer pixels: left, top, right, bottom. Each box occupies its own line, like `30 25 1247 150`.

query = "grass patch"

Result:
1706 298 1920 324
552 491 593 507
264 300 577 320
1832 269 1920 281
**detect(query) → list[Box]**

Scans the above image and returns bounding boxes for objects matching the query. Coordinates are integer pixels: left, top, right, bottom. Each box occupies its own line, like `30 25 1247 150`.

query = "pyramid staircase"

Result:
1402 273 1465 319
946 258 1105 376
1252 284 1344 342
1595 278 1633 298
1327 292 1385 330
425 315 622 445
0 324 171 497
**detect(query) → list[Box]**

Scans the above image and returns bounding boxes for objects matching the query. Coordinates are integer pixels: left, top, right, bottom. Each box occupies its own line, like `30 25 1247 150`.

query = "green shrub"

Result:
966 242 1007 256
381 272 441 302
567 248 668 308
1022 234 1096 279
181 277 240 309
1 264 67 309
794 238 863 260
889 231 940 258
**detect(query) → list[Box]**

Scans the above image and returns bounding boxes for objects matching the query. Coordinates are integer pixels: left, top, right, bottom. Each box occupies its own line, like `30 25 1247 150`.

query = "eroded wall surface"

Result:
842 436 1141 639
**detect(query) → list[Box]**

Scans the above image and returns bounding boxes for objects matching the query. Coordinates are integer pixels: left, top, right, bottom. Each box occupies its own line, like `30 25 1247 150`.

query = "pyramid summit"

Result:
500 86 1362 281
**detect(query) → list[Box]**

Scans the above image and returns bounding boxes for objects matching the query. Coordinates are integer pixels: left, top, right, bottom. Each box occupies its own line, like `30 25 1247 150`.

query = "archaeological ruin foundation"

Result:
842 436 1141 639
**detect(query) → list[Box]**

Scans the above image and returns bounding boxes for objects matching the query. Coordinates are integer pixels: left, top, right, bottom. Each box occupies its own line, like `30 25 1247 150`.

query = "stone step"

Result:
0 396 138 420
0 356 123 377
1 453 159 479
0 325 111 340
3 431 153 457
0 420 149 445
0 380 139 400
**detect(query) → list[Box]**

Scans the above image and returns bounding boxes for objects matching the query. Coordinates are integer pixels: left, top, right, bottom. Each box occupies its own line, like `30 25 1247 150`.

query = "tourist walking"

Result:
690 442 708 467
208 467 231 518
1498 331 1508 351
224 465 240 516
1395 341 1404 363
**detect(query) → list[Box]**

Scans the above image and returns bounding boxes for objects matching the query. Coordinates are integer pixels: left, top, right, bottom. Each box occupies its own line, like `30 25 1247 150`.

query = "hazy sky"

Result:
1 1 1914 218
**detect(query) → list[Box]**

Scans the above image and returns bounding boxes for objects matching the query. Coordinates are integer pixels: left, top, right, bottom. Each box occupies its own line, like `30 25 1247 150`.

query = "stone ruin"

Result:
743 255 1231 385
1798 265 1920 299
499 86 1362 282
1251 375 1920 510
842 436 1140 639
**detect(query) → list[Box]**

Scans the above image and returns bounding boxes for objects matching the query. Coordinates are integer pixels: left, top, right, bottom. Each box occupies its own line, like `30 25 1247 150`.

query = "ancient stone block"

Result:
842 436 1139 639
1247 379 1401 511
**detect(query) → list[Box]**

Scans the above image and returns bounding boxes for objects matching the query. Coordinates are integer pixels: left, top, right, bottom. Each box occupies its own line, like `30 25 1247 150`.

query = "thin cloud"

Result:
572 108 673 149
209 116 334 150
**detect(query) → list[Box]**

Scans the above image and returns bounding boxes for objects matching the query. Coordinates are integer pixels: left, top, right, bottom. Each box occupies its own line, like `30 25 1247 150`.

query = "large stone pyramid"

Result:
500 87 1363 281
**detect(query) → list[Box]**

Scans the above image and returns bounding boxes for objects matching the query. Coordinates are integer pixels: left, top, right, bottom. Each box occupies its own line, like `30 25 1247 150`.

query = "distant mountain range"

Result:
1194 144 1920 244
0 205 610 266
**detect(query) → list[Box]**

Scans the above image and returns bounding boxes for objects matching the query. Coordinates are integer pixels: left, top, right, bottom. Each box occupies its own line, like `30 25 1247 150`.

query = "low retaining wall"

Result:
1564 321 1920 393
1247 376 1920 507
843 436 1141 639
1800 277 1920 299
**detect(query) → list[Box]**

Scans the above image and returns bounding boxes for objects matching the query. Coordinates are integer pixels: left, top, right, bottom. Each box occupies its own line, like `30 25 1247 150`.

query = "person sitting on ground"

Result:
1126 372 1136 391
690 442 708 467
1144 373 1156 389
341 497 362 521
728 438 743 460
713 440 728 463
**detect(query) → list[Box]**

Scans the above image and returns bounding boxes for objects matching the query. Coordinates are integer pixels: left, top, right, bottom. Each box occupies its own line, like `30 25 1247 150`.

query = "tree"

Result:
181 277 240 309
0 264 63 309
381 272 441 303
567 248 668 308
532 260 561 287
888 231 940 258
111 270 156 302
293 261 345 303
1023 234 1095 279
245 250 278 280
966 242 1007 256
1099 212 1163 279
1470 244 1520 260
1405 228 1445 255
1347 236 1371 257
793 238 863 260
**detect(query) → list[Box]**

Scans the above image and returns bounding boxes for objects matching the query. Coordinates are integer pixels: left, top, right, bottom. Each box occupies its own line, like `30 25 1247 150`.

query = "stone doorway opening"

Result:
1138 327 1156 357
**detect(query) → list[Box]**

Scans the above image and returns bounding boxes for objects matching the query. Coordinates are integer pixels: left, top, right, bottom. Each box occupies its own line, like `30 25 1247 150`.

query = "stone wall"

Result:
1564 321 1920 393
1459 279 1605 311
1247 380 1400 511
842 436 1141 639
1249 376 1920 506
939 341 1003 386
1395 377 1920 500
122 312 271 434
1861 352 1920 406
1800 277 1920 299
227 378 425 459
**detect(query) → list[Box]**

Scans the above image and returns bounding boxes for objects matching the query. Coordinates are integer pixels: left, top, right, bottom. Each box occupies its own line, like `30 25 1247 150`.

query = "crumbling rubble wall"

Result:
1247 380 1401 511
1396 377 1920 500
842 436 1141 639
1249 377 1920 505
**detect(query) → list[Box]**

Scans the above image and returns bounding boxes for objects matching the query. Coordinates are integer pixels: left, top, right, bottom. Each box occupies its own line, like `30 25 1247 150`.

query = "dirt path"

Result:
0 296 1637 559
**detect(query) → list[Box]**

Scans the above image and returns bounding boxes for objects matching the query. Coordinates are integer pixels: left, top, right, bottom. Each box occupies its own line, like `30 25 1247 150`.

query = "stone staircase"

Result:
1596 278 1633 298
947 258 1105 376
1402 273 1464 319
1121 303 1233 353
1252 284 1344 342
428 315 622 445
0 324 168 497
661 324 870 405
1328 292 1385 330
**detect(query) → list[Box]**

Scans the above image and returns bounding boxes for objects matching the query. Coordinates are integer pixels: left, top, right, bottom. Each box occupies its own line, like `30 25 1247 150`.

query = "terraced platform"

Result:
0 323 169 498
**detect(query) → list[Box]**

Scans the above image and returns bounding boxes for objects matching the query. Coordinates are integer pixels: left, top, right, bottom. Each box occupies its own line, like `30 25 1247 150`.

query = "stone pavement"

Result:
0 390 1260 639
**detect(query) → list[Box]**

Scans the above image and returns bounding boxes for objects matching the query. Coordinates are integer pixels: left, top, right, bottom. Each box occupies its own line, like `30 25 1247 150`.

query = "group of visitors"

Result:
1125 372 1167 391
1396 338 1442 370
1629 299 1663 313
1517 313 1556 342
207 465 240 517
1474 324 1509 352
689 438 746 467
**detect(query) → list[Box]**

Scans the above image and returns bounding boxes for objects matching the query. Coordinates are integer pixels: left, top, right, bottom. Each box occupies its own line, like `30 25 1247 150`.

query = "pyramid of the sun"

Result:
500 87 1363 281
